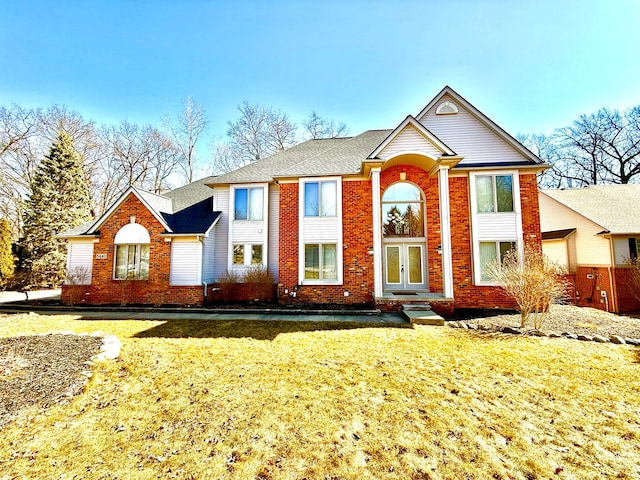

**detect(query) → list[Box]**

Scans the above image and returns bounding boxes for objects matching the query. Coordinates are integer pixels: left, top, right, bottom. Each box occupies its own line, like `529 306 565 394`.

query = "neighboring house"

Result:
539 185 640 313
60 86 547 314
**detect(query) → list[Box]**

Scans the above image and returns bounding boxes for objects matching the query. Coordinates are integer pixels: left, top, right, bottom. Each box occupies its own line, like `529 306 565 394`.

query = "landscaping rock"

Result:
467 323 478 330
593 335 610 343
577 335 593 341
624 338 639 346
459 322 469 330
448 322 458 328
502 326 521 334
548 331 561 338
562 332 578 339
530 329 547 337
609 335 626 345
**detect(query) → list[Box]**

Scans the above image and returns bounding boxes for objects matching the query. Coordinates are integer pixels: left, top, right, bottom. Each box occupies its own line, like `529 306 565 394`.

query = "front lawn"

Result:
0 314 638 479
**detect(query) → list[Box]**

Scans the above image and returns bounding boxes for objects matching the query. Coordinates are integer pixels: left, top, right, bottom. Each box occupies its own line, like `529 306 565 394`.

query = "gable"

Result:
376 124 449 160
418 92 539 167
87 187 172 234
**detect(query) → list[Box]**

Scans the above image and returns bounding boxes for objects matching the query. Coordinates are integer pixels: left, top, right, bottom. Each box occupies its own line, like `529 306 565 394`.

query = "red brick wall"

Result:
61 194 204 306
450 173 542 310
613 267 640 313
278 180 375 305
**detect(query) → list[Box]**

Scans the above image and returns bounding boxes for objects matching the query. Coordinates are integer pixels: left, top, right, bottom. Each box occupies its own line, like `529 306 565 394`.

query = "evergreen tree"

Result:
20 132 93 286
0 218 15 285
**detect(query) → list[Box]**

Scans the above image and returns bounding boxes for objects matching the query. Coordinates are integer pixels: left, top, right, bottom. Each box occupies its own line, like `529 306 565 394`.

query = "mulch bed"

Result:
0 334 103 427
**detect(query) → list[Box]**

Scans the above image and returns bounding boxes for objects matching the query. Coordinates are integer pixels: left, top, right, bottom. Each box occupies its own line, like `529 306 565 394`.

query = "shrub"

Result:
243 266 275 284
487 242 569 329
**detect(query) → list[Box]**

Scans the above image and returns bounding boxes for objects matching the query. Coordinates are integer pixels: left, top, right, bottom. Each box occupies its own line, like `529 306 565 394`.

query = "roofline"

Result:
367 115 456 159
87 186 173 234
416 86 545 165
538 190 608 232
56 234 99 240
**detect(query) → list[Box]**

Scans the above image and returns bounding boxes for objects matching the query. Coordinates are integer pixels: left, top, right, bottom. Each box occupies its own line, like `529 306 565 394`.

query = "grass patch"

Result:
0 313 639 479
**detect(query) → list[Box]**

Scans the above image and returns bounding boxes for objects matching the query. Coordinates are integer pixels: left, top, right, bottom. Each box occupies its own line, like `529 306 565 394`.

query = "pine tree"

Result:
20 132 93 286
0 218 15 286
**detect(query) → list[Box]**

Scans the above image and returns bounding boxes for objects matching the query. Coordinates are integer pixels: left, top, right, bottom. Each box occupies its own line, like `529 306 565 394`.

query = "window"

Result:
475 175 513 213
234 187 264 220
233 244 263 266
304 181 337 217
304 244 337 280
115 244 150 280
382 182 424 237
479 241 516 281
113 223 150 280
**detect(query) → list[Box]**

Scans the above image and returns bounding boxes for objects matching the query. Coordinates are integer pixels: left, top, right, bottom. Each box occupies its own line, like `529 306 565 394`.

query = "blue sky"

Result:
2 0 639 150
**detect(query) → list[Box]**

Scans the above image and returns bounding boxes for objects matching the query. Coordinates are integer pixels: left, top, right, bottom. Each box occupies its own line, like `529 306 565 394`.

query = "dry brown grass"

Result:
0 313 639 479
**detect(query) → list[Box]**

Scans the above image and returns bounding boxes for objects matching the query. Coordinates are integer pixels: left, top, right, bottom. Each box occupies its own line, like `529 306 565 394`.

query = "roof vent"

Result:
436 100 458 115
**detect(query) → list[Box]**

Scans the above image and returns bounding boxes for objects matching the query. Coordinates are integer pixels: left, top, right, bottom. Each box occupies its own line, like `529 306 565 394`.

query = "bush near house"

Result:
488 242 569 329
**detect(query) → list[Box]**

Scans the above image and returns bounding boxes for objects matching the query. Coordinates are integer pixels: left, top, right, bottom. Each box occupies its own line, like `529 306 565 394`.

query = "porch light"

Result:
368 246 374 255
437 244 442 255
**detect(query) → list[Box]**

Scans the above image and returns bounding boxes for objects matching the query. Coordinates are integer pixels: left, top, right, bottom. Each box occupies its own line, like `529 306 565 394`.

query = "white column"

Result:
438 166 454 298
371 168 383 297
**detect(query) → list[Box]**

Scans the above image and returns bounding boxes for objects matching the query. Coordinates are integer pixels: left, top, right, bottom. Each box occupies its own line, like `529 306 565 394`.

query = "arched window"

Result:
382 183 424 237
114 223 150 280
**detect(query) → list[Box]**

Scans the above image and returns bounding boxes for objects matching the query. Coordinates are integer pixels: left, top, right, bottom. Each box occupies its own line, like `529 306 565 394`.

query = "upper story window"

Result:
475 174 514 213
234 187 264 220
382 182 424 237
304 181 337 217
113 222 150 280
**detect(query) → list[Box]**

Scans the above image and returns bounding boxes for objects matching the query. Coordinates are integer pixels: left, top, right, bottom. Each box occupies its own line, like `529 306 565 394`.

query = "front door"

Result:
384 243 427 291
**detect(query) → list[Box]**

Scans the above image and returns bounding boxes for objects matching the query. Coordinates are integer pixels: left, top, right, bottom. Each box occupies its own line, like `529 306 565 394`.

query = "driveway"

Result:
0 289 61 303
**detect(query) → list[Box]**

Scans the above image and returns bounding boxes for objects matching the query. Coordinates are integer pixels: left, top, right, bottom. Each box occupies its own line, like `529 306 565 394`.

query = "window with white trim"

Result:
478 241 516 281
304 181 337 217
113 223 150 280
234 187 264 220
233 244 263 266
475 174 514 213
304 243 338 280
115 244 150 280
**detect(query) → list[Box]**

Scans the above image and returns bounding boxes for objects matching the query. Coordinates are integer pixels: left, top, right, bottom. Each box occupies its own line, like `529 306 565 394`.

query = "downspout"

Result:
607 237 617 313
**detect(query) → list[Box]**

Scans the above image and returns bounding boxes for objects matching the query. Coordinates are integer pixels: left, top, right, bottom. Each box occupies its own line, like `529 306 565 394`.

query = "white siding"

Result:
232 221 265 242
378 125 443 160
202 232 216 283
66 241 94 285
211 186 230 280
543 239 570 271
475 214 519 240
539 192 612 266
170 240 202 286
228 183 269 272
302 217 340 242
419 94 529 166
268 184 279 281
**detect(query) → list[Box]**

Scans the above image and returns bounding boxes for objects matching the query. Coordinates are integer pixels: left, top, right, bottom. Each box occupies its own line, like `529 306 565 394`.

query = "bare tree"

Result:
226 102 297 164
164 97 209 184
210 140 245 175
525 105 640 188
303 111 349 139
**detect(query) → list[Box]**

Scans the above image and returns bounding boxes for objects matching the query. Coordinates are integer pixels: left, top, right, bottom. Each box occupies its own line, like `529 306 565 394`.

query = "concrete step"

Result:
401 308 445 326
401 303 432 311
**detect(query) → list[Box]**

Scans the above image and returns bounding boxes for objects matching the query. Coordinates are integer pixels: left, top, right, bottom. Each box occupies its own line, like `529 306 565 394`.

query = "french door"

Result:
383 243 427 291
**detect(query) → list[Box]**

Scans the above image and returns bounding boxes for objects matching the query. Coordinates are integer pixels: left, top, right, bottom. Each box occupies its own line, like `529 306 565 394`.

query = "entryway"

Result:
383 243 427 291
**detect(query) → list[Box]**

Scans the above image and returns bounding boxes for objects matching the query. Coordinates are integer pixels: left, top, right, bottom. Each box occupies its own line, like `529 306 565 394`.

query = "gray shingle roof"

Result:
59 179 220 237
542 185 640 234
207 130 392 184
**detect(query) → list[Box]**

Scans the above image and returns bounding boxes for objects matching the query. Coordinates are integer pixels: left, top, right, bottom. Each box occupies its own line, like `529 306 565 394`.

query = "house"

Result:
60 86 548 314
539 185 640 313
